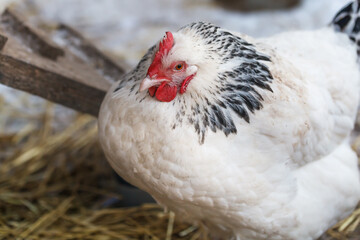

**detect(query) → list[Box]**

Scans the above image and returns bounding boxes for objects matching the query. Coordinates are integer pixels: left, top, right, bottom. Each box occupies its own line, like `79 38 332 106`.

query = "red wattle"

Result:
148 86 157 97
180 74 195 94
155 82 177 102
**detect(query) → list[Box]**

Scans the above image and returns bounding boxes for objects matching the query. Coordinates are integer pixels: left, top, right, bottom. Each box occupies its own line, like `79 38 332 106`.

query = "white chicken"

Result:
98 1 360 239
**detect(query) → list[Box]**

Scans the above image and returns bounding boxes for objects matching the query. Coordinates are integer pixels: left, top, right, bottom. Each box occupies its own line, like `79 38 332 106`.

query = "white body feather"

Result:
99 27 360 239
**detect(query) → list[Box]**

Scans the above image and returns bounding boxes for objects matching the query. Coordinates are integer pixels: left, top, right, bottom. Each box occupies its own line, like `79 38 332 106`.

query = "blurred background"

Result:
0 0 356 239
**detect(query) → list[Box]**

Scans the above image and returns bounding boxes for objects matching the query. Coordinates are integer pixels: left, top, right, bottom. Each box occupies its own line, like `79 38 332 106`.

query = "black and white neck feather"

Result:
115 22 274 143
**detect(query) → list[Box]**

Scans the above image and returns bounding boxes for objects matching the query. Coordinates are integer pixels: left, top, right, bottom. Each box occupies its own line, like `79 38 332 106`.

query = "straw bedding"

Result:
0 96 360 239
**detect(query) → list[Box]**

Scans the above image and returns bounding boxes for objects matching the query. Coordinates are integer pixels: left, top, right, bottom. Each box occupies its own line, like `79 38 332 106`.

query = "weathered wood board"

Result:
0 8 125 117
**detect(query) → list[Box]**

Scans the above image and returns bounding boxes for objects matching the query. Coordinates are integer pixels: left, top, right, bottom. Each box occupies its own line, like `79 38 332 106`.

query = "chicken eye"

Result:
174 63 184 71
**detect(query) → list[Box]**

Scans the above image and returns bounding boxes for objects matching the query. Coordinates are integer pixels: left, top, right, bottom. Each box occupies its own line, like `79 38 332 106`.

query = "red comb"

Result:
159 31 174 56
147 31 174 77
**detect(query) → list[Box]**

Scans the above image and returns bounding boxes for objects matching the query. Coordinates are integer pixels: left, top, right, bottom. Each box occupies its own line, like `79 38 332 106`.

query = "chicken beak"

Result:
139 76 169 92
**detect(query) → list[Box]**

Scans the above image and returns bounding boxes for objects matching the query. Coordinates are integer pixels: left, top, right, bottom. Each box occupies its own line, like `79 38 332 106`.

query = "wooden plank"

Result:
0 8 126 117
0 30 112 92
0 54 106 116
0 34 7 50
1 9 64 60
57 24 125 82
